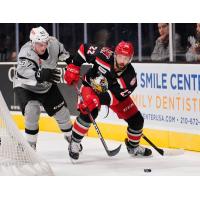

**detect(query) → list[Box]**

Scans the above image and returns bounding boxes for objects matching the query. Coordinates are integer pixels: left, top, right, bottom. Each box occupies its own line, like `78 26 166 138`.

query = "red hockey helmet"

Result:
115 41 134 57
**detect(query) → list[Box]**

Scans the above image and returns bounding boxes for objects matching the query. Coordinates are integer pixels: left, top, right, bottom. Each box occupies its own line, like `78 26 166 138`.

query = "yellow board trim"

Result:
12 114 200 152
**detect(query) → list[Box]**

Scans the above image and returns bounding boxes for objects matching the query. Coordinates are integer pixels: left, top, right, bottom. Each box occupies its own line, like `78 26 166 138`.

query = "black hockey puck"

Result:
144 168 151 172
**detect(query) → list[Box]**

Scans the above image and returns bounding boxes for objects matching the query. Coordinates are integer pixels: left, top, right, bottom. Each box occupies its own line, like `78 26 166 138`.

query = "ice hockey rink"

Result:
36 131 200 176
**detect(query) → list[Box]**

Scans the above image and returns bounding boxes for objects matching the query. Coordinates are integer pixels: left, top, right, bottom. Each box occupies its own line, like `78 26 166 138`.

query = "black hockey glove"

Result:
65 54 73 65
35 68 61 84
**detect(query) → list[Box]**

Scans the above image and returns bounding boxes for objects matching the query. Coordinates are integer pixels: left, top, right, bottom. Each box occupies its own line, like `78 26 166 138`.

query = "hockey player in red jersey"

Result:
64 41 152 160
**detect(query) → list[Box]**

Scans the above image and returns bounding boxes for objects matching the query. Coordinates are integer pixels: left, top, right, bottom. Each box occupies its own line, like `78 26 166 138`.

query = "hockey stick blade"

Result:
106 144 122 157
142 135 184 156
92 120 122 157
161 148 184 156
142 135 164 156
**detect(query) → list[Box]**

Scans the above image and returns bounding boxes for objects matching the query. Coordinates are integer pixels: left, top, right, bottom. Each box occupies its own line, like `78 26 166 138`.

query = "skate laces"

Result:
133 145 145 154
70 140 81 153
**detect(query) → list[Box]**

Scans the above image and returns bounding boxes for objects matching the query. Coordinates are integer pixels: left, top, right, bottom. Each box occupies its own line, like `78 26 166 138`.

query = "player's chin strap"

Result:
74 83 122 157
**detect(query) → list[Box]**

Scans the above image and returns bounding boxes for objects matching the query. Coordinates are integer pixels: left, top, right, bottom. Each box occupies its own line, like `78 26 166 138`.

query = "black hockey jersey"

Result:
72 44 137 106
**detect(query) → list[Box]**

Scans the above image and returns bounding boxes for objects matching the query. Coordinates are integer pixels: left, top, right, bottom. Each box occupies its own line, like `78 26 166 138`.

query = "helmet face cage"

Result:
30 26 49 44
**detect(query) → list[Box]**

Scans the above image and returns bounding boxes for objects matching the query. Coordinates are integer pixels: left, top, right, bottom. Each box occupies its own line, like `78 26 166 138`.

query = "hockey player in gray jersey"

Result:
14 26 76 150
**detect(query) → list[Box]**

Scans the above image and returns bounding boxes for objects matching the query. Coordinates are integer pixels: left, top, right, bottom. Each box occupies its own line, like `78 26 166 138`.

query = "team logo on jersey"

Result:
130 77 136 86
100 47 113 59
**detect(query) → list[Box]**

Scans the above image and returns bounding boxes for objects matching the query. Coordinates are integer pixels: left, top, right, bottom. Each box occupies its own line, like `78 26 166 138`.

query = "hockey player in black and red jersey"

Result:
64 41 152 160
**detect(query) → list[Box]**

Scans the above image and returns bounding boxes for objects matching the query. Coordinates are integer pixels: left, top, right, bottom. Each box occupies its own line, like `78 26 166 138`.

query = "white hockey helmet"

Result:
29 26 49 44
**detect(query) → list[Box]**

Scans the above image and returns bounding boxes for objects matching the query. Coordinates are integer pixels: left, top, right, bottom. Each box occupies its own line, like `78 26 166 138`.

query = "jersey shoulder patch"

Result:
95 47 114 71
100 47 113 59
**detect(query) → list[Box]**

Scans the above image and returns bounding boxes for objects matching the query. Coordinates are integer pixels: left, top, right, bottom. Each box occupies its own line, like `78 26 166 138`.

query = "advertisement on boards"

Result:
132 63 200 134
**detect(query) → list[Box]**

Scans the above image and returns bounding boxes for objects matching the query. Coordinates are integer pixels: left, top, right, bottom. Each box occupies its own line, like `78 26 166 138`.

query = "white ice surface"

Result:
35 132 200 176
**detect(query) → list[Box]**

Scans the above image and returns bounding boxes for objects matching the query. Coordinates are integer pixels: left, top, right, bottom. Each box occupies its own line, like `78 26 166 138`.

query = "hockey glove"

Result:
79 95 100 114
35 68 61 84
78 86 100 114
64 64 80 85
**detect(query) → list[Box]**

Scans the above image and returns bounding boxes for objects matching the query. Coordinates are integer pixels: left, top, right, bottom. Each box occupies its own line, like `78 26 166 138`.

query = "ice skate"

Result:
68 139 82 160
125 138 152 156
65 135 83 152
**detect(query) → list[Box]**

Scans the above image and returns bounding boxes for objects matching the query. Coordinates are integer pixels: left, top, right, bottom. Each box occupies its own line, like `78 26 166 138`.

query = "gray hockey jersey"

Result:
14 37 70 93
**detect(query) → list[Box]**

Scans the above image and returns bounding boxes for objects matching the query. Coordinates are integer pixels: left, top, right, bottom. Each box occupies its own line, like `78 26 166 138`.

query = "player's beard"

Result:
115 61 126 72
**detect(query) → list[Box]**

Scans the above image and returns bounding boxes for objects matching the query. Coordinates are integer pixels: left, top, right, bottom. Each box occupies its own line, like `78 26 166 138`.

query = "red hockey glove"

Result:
64 64 80 85
79 95 100 114
78 87 100 114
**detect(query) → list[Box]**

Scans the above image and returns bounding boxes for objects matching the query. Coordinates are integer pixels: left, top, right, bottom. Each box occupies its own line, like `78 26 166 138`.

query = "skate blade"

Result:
129 154 153 158
69 157 79 164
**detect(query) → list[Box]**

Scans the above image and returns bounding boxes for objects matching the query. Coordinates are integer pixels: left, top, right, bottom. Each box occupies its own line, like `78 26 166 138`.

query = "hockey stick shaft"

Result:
74 84 121 157
86 112 121 156
142 135 164 156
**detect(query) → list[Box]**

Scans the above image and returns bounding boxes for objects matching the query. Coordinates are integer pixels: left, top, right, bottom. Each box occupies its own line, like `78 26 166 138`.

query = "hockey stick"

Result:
74 84 121 157
142 135 164 156
142 134 184 156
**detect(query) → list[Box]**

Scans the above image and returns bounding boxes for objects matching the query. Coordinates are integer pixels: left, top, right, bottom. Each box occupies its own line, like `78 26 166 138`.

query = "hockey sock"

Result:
127 127 143 147
72 116 91 142
25 128 39 145
61 126 72 138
